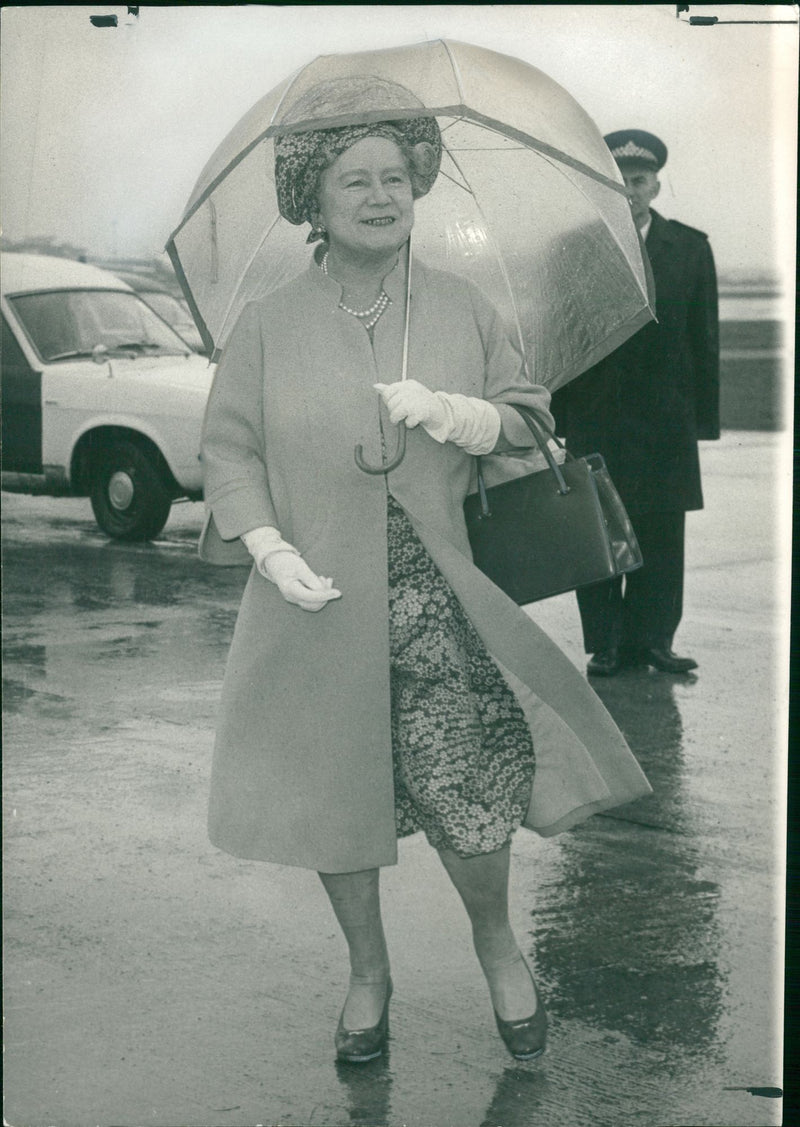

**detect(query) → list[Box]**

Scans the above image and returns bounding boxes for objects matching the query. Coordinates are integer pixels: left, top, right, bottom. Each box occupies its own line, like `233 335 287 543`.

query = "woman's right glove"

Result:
264 551 342 612
241 526 341 612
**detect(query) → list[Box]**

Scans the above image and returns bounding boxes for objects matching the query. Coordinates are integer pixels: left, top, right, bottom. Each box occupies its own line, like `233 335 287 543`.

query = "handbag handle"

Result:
475 405 570 518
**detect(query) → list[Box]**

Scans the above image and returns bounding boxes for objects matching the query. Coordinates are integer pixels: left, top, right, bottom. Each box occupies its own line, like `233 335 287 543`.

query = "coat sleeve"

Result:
200 302 279 540
688 236 720 440
465 283 556 451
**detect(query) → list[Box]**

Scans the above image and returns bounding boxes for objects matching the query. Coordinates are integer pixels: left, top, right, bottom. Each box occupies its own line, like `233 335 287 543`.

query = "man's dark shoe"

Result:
641 646 698 673
587 649 622 677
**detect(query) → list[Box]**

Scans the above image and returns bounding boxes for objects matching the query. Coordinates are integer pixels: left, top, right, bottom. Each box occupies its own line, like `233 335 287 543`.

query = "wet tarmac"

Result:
2 430 788 1127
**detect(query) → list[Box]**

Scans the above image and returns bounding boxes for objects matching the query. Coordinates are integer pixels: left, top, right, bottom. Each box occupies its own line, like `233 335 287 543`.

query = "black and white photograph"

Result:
1 5 797 1126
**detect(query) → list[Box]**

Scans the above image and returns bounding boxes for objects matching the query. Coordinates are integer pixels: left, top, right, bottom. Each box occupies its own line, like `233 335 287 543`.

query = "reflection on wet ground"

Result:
1 534 245 730
479 1066 551 1127
512 649 783 1124
526 673 725 1087
534 807 725 1055
335 1056 394 1126
332 1049 560 1127
591 671 691 830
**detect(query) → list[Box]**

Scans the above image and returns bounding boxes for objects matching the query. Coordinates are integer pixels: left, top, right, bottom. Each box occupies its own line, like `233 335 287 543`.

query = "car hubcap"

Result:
108 470 135 511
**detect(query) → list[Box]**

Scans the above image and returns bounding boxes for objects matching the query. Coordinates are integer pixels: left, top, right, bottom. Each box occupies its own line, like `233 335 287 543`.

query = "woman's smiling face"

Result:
316 136 415 262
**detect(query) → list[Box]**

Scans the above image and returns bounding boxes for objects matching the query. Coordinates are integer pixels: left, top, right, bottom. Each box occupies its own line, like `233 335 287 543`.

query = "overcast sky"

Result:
0 4 797 281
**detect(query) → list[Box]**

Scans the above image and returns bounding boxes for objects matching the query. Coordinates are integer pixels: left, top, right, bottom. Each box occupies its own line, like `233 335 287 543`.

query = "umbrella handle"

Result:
354 422 407 475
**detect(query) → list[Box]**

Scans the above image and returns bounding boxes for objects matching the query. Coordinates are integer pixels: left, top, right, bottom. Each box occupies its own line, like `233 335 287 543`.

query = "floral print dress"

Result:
387 494 535 856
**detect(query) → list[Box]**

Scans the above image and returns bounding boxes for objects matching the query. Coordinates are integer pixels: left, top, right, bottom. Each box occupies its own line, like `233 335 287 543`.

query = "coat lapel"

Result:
644 209 677 276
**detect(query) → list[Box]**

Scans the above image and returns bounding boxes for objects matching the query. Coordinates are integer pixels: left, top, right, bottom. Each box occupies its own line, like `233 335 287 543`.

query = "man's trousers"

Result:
576 510 686 654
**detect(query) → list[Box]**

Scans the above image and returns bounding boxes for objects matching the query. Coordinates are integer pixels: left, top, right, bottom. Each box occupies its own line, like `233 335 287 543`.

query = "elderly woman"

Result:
199 79 651 1064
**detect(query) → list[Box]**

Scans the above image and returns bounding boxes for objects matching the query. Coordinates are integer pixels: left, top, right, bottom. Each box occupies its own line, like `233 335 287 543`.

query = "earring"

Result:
306 223 327 244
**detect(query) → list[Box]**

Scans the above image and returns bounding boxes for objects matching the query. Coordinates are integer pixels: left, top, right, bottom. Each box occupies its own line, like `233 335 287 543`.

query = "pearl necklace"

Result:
320 252 391 330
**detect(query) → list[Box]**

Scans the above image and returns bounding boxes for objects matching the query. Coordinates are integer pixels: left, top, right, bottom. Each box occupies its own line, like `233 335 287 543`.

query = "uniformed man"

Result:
551 129 720 676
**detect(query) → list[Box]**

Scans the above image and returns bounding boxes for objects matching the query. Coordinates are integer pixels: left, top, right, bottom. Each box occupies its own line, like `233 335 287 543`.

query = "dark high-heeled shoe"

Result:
493 968 548 1061
335 978 393 1063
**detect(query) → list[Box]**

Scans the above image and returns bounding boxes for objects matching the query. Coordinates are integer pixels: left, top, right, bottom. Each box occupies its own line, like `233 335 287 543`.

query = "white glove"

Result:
241 525 298 570
240 526 341 612
374 379 447 431
263 551 341 612
374 381 500 455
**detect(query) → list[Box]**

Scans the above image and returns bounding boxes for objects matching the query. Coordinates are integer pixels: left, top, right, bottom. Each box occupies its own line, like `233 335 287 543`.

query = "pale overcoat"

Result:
200 255 651 872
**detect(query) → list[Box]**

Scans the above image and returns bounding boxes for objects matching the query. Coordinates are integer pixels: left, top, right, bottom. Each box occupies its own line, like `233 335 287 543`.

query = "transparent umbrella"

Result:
167 38 654 393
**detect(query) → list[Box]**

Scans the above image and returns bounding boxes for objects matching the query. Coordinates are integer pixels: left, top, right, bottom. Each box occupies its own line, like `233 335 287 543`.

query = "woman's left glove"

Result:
374 379 447 430
374 380 501 455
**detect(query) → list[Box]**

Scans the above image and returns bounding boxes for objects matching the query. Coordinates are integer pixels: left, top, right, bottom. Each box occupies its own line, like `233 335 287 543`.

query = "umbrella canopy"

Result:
167 39 654 388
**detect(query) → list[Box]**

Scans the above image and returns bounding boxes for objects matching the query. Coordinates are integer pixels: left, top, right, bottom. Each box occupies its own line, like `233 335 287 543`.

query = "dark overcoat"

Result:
551 209 720 515
199 255 651 873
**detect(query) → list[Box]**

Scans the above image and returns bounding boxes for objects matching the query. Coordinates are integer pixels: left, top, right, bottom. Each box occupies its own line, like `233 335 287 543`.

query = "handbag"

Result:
463 404 643 604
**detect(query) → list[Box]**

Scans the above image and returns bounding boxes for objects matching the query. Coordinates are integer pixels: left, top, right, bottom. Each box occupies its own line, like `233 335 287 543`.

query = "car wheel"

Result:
89 439 173 541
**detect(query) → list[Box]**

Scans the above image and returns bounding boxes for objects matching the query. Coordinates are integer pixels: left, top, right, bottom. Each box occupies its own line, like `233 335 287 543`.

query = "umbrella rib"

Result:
443 145 531 377
437 128 476 194
538 148 652 291
438 49 532 356
268 65 308 127
438 117 467 135
436 162 474 194
216 212 285 347
167 241 215 358
441 40 468 104
463 110 627 195
445 146 531 152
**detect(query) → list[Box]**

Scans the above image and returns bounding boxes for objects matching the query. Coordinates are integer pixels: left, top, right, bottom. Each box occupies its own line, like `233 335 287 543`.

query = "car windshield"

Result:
139 291 206 352
140 291 186 321
8 288 191 362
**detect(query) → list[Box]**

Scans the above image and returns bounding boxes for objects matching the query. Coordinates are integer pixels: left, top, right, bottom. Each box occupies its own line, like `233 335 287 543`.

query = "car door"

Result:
1 313 42 473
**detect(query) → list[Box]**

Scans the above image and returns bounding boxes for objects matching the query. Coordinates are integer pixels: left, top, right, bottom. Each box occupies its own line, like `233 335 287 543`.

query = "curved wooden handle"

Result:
354 422 407 475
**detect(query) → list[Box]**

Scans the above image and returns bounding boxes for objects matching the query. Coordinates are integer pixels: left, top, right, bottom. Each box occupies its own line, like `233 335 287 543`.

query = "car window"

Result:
8 289 191 362
138 291 207 353
140 291 184 320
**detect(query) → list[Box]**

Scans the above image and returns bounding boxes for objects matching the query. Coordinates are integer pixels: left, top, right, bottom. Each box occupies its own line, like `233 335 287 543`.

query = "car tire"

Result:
89 439 173 541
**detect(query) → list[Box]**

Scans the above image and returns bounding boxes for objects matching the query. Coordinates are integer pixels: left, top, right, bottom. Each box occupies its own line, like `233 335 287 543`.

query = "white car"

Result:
1 252 214 540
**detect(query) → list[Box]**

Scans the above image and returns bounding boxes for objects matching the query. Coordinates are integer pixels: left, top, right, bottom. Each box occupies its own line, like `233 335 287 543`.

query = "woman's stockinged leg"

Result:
438 844 538 1022
318 868 391 1030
